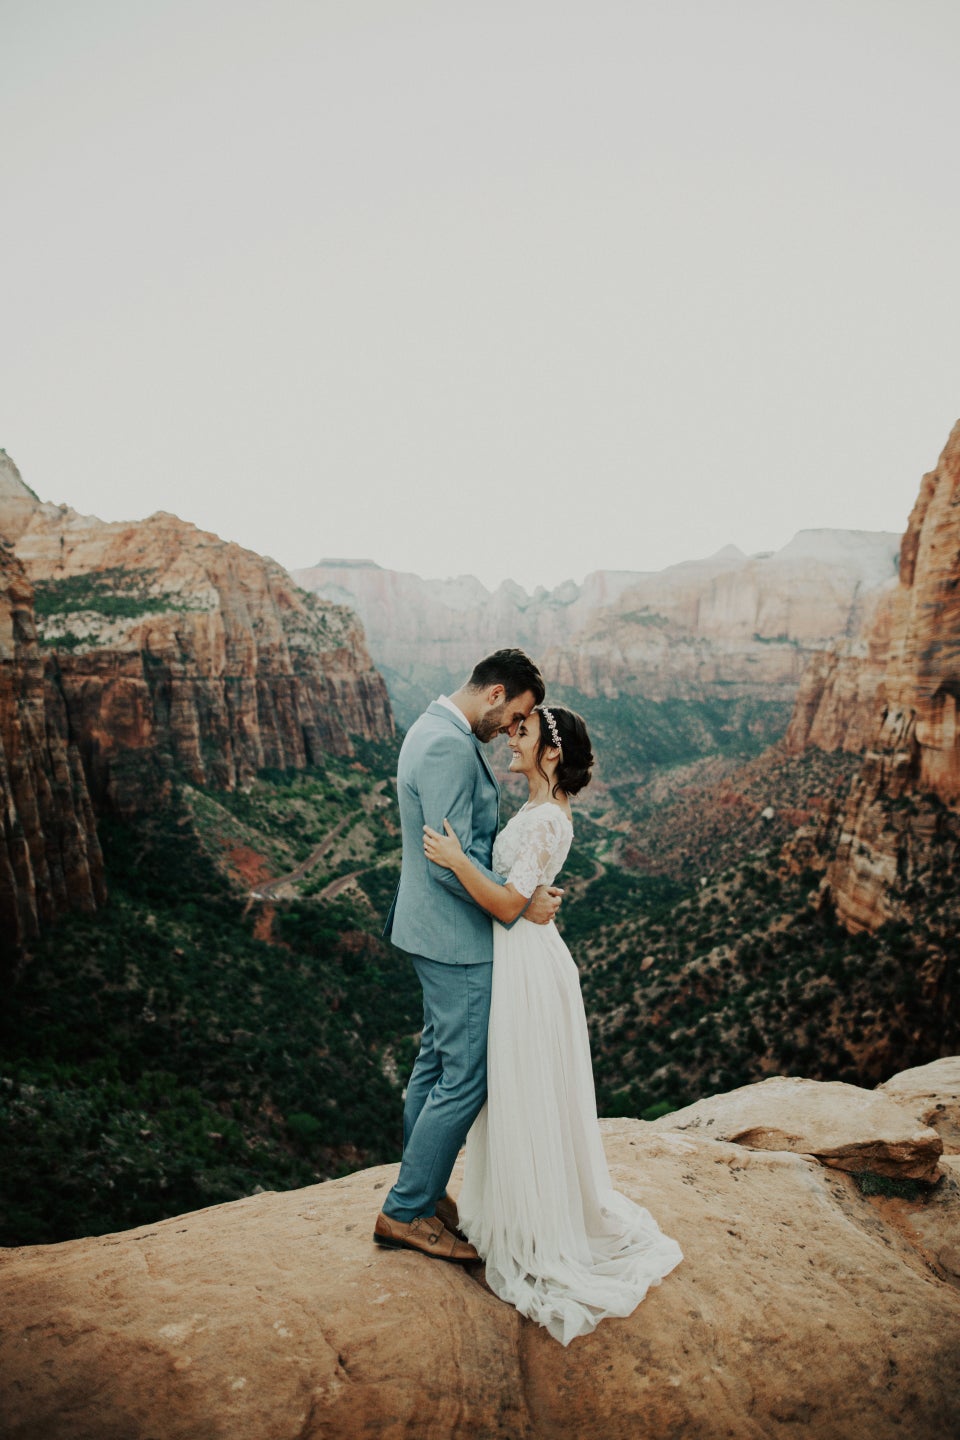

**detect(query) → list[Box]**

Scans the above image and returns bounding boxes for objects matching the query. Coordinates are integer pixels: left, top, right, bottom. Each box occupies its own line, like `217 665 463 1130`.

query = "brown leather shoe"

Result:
373 1211 479 1263
434 1192 466 1239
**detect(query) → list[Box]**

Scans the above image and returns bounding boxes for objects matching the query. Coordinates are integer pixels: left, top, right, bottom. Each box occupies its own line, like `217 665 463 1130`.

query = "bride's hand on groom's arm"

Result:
423 820 529 924
524 885 563 926
423 819 464 870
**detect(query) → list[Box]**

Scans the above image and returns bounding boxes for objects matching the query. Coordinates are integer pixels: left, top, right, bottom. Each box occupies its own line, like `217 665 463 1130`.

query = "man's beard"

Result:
473 705 506 744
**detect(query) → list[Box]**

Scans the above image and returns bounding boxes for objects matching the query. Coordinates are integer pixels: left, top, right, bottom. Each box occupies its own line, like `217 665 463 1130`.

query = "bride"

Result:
422 702 682 1346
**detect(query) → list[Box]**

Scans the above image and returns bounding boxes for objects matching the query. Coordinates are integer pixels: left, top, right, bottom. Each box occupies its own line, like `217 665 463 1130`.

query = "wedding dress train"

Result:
458 802 683 1346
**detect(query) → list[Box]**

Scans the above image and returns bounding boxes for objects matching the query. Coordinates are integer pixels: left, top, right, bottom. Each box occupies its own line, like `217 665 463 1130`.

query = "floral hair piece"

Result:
536 703 562 752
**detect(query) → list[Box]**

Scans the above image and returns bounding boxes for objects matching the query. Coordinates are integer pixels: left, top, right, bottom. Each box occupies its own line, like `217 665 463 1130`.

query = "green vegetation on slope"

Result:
552 688 796 781
576 843 959 1121
0 758 419 1246
552 743 957 1120
32 567 203 621
31 566 207 647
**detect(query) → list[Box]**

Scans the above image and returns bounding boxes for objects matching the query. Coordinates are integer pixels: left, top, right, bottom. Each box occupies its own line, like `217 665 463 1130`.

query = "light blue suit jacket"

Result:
384 702 506 965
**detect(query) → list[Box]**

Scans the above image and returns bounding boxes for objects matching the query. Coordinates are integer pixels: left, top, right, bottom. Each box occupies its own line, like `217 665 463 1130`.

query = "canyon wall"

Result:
783 421 960 933
0 463 392 816
296 533 899 727
0 452 392 951
782 588 899 756
0 534 105 961
293 560 642 668
546 531 898 700
292 560 643 725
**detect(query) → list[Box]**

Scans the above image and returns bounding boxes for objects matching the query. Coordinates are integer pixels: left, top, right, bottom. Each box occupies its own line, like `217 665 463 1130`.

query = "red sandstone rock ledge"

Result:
2 1059 958 1440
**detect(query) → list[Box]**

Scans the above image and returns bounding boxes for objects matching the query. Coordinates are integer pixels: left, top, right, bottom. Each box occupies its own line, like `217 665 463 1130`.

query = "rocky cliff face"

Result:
0 454 393 954
545 531 899 702
0 467 393 817
782 587 898 755
295 535 899 728
786 422 960 933
292 559 644 725
0 535 105 962
2 1059 958 1440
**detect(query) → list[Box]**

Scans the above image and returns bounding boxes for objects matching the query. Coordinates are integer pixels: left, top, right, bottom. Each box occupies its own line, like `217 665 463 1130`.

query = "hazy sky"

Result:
2 0 958 591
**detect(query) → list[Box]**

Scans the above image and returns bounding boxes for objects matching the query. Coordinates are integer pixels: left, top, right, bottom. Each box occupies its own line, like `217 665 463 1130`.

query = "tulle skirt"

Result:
458 917 683 1346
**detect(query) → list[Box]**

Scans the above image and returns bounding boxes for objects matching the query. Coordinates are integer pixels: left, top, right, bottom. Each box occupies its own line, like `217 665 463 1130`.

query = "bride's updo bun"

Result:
535 704 594 797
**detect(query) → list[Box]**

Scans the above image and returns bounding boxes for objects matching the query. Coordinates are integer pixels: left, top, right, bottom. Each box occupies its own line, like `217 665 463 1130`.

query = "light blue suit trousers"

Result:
382 702 506 1221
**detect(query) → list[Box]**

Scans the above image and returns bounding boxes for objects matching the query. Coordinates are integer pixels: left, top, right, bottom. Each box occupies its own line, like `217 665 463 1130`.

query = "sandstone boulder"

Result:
878 1056 960 1153
2 1067 959 1440
649 1074 943 1180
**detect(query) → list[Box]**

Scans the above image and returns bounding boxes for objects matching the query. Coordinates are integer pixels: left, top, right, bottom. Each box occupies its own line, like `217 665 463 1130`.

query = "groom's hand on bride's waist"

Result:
524 885 563 925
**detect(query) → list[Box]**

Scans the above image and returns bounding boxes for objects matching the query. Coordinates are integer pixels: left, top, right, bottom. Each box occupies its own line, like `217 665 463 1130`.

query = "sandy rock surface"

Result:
648 1073 944 1180
878 1056 960 1152
3 1069 960 1440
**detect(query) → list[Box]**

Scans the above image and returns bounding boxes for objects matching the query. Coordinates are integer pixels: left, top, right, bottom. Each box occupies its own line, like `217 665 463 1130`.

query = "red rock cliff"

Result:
789 421 960 932
0 541 105 961
0 459 393 820
890 422 960 803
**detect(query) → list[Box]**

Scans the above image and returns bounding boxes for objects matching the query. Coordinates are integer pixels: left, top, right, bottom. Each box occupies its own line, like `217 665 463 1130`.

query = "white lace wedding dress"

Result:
458 801 683 1346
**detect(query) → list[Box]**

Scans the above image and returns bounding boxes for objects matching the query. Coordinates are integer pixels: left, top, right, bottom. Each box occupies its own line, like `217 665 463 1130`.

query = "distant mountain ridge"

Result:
546 529 900 705
294 531 900 732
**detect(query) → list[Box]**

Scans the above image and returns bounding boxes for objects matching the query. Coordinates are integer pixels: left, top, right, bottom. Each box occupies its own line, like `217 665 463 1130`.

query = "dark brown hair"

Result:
533 704 594 797
466 648 545 705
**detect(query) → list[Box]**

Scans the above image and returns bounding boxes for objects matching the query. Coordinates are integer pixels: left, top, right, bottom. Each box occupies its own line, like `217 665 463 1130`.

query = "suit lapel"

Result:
472 734 501 798
426 701 500 799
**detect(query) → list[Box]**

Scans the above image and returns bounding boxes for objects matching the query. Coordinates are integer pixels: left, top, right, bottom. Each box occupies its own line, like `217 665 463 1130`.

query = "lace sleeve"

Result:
506 807 571 899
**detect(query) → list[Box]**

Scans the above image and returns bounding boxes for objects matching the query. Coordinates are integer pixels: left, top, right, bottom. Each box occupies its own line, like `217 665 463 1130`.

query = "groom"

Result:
375 648 561 1262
